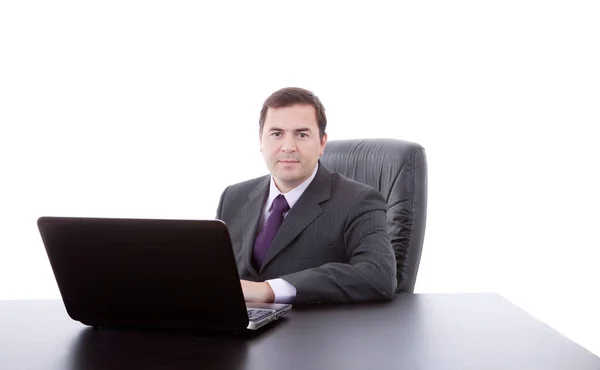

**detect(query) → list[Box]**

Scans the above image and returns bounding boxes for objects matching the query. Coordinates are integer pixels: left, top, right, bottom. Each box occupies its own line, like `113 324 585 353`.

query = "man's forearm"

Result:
280 259 397 304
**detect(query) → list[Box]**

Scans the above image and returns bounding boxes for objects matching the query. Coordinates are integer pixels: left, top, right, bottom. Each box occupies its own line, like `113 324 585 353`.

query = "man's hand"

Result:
240 280 275 303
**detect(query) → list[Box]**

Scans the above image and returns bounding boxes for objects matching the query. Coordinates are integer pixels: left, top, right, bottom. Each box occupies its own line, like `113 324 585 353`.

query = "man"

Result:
216 87 396 305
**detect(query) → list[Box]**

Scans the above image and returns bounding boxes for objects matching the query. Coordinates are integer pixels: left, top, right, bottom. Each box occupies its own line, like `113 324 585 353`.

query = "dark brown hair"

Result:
259 87 327 139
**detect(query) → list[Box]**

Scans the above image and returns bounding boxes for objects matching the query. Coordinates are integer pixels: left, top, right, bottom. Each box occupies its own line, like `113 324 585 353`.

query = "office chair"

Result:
320 138 428 293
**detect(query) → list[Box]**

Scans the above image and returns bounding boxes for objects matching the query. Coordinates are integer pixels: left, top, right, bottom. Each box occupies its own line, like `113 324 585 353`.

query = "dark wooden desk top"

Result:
1 293 598 369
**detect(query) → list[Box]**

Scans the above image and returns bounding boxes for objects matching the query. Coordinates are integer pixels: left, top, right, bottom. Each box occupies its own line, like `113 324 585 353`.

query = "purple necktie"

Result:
252 194 290 269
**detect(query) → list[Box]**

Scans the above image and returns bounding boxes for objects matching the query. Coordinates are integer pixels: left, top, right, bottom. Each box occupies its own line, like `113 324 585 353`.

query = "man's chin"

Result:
273 171 305 185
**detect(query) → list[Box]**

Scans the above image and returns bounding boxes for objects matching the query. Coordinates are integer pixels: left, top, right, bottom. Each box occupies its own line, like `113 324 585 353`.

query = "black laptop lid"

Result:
37 217 249 332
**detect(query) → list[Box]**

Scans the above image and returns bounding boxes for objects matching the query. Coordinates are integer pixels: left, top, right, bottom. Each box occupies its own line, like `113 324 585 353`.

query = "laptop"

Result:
37 216 291 332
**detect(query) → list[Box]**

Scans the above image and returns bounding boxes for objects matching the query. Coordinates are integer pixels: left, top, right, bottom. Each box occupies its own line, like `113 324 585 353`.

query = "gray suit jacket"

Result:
216 163 397 304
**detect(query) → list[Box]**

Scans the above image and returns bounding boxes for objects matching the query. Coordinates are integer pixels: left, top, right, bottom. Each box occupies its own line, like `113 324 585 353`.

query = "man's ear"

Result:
320 133 328 156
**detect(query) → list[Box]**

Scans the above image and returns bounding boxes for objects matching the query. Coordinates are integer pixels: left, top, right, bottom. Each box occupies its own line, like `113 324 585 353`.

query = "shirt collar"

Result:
267 163 319 210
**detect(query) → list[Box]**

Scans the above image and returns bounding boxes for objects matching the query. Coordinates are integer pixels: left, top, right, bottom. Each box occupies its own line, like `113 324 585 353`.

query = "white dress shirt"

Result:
261 163 319 304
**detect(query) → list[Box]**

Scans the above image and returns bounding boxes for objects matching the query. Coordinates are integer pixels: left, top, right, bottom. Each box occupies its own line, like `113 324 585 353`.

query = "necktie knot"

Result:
271 194 290 214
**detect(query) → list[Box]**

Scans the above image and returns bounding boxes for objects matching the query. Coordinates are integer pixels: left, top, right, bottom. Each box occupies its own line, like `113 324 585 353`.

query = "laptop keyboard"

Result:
247 308 275 321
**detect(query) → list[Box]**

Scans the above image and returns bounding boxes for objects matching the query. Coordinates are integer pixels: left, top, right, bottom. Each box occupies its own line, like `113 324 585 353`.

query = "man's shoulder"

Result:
223 174 269 196
325 171 386 209
329 172 379 195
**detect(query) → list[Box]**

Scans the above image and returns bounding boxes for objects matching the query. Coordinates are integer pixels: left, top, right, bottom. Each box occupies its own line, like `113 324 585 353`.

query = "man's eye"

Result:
271 132 282 137
299 133 308 138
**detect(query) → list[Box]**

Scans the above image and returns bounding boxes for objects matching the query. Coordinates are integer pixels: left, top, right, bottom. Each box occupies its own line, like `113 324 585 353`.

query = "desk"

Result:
0 293 598 369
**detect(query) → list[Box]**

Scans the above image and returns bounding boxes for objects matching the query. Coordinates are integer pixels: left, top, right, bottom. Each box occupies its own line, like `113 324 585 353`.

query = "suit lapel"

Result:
261 164 332 270
240 176 269 277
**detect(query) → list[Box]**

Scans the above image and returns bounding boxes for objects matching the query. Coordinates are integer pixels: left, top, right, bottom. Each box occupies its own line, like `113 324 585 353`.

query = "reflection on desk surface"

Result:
68 327 249 370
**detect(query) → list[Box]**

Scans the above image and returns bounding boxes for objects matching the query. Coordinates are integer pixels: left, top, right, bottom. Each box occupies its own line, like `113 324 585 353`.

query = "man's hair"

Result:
259 87 327 139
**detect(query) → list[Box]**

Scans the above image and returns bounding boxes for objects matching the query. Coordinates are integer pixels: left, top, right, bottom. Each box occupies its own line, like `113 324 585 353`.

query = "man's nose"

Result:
281 135 297 152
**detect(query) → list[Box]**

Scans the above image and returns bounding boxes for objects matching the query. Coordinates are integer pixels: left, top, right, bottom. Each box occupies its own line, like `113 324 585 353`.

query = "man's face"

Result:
260 104 327 192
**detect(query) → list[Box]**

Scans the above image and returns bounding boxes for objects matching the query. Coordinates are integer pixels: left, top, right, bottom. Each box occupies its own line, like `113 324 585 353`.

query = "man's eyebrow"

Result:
267 127 313 132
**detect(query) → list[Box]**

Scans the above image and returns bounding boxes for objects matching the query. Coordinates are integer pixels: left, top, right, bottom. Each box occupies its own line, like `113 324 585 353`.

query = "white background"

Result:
1 0 599 356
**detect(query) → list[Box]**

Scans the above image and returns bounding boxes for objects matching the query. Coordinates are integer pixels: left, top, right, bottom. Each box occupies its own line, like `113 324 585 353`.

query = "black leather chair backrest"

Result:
320 139 428 293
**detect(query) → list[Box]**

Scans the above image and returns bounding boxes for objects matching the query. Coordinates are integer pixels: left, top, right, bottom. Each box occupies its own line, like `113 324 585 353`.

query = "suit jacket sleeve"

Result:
279 187 397 304
216 185 229 220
